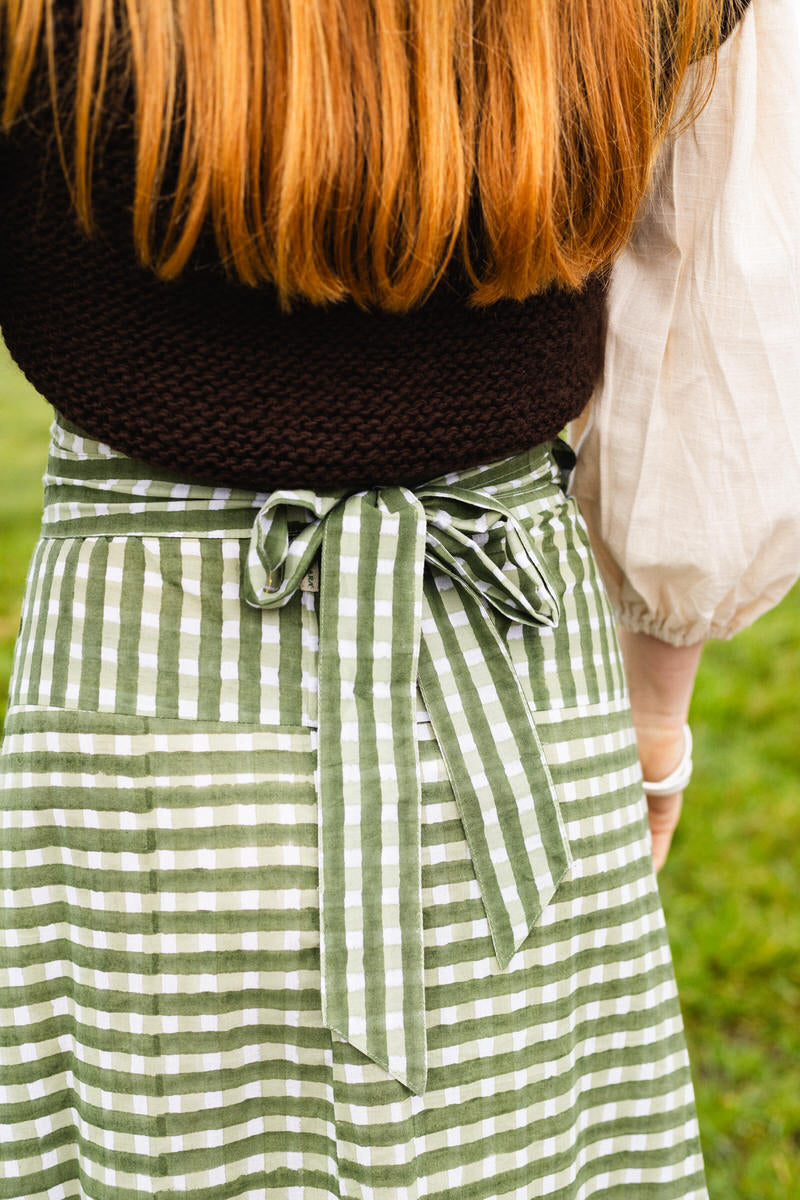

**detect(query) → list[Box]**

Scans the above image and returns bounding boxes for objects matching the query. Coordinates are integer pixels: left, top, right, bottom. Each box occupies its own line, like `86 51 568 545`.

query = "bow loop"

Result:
417 484 561 628
244 489 346 607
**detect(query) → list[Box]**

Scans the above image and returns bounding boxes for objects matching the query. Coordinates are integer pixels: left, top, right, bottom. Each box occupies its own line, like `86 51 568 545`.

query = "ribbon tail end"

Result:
393 1058 428 1098
324 1020 429 1097
490 849 574 973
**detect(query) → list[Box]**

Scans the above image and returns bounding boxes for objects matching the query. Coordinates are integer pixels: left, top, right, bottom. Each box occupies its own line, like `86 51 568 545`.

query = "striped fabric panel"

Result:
506 496 628 712
0 706 705 1200
7 536 321 728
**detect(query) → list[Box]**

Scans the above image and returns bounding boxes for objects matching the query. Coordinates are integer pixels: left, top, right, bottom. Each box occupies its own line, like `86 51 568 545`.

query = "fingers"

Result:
646 789 684 872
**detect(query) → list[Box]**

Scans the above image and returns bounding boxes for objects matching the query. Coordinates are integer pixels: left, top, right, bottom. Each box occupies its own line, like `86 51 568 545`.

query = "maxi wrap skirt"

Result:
0 414 709 1200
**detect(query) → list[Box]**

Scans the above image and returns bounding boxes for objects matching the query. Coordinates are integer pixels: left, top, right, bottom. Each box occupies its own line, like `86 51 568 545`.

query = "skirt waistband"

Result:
41 413 568 540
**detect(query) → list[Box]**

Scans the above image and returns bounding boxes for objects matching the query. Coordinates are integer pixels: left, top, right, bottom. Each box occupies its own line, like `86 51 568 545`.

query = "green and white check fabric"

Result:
243 480 573 1095
2 416 710 1197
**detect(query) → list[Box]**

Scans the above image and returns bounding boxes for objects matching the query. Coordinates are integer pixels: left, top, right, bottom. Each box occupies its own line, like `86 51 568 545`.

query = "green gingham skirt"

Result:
0 415 708 1199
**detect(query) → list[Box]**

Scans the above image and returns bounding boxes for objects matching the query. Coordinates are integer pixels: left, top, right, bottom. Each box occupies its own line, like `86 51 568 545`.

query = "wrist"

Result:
640 724 693 795
633 721 688 788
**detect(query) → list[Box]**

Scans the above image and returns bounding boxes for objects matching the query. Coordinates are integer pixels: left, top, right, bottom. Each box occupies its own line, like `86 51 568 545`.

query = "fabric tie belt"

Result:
243 466 573 1096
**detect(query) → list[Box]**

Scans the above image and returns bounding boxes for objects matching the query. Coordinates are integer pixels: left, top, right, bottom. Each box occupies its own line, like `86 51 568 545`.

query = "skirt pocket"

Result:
0 705 342 1200
5 534 318 728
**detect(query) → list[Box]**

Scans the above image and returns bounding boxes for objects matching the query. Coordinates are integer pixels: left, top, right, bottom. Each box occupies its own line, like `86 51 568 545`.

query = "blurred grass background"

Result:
1 335 799 1197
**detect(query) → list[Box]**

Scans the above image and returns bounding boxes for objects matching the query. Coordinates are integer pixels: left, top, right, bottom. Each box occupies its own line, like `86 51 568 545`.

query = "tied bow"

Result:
243 475 572 1096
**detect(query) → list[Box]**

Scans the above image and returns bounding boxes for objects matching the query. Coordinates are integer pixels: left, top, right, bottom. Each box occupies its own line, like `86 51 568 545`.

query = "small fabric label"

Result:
300 560 320 592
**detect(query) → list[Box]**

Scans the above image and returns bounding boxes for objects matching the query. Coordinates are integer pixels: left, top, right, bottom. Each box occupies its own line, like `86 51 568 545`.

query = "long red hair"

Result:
2 1 727 312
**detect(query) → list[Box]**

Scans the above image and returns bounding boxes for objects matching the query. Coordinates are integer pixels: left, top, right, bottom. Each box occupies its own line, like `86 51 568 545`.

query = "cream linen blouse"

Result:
569 0 800 646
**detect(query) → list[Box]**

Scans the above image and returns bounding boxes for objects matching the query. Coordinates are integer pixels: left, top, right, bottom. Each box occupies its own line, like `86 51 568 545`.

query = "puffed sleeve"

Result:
569 0 800 646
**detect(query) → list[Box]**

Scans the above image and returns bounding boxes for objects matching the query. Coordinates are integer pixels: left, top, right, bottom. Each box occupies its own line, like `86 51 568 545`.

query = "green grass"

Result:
1 337 799 1197
0 343 52 680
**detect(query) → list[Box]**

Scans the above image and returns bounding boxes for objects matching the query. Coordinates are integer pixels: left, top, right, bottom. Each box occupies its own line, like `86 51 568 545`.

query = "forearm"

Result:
617 628 704 783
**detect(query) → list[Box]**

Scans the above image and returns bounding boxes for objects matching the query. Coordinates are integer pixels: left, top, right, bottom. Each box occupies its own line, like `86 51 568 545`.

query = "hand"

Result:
645 787 684 873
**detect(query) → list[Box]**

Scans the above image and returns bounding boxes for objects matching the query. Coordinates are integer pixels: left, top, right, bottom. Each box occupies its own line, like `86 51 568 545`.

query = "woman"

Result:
1 1 797 1197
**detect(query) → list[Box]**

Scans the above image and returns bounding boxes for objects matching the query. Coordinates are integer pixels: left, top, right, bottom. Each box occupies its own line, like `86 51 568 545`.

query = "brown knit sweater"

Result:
0 1 749 493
